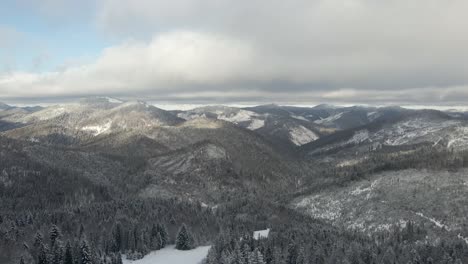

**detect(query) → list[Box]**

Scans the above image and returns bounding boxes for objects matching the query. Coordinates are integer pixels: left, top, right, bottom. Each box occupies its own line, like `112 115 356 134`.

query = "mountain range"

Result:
1 97 468 263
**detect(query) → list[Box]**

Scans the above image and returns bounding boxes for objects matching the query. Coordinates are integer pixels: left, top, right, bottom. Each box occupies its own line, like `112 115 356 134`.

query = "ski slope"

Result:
123 245 211 264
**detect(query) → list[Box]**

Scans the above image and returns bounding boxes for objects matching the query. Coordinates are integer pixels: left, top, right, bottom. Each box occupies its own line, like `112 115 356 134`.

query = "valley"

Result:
1 97 468 263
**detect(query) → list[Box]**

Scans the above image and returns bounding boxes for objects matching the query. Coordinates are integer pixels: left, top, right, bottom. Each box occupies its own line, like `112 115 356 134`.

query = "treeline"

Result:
205 220 468 264
18 221 196 264
0 198 218 264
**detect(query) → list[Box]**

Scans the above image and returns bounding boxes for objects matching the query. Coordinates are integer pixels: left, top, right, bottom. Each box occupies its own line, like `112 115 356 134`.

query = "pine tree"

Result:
34 232 43 248
242 244 251 264
205 246 219 264
249 248 265 264
80 240 93 264
156 223 168 248
116 254 123 264
286 243 297 264
220 249 234 264
175 224 194 250
49 225 61 247
271 247 282 264
37 243 48 264
113 223 122 252
63 241 74 264
51 240 63 264
232 243 244 264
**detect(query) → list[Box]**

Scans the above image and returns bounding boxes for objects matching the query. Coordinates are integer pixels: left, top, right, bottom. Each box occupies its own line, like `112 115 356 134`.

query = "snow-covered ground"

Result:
289 125 318 146
81 121 112 136
123 245 211 264
314 112 344 125
247 119 265 130
253 229 270 240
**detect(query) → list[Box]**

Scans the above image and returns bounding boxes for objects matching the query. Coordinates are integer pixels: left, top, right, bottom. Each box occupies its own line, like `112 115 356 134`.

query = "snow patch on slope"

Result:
346 130 369 144
291 115 309 121
203 144 227 160
123 245 211 264
289 125 318 146
217 109 256 123
415 212 450 230
247 119 265 130
314 112 344 125
81 121 112 136
375 119 459 146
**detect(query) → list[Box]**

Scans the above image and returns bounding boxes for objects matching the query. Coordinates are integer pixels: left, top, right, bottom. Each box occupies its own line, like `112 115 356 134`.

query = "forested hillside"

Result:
2 99 468 264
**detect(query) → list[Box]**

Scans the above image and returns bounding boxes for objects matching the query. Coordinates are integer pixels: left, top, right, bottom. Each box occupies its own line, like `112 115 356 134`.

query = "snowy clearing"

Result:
81 121 112 136
123 245 211 264
253 228 270 240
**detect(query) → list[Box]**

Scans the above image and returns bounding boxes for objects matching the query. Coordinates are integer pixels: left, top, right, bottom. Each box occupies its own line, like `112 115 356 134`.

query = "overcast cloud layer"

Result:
1 0 468 105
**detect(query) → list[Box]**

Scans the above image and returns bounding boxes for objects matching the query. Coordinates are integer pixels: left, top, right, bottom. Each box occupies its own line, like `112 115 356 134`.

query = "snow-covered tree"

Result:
80 240 93 264
49 225 61 247
156 223 168 248
37 243 48 264
175 224 194 250
249 248 265 264
51 240 63 264
34 232 43 248
63 241 74 264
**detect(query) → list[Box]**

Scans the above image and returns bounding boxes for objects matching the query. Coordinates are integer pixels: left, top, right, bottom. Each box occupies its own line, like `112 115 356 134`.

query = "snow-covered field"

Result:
123 245 211 264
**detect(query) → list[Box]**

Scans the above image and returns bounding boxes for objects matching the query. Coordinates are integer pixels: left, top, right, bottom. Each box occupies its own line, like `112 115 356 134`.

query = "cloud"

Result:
0 31 258 97
2 0 468 105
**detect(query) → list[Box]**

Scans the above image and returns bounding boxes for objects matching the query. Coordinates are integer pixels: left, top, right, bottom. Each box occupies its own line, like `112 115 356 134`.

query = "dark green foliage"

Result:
37 244 48 264
63 241 74 264
49 225 60 247
80 240 92 264
175 224 194 250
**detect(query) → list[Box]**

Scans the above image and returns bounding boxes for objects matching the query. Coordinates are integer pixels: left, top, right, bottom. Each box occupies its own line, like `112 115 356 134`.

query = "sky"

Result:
1 0 468 106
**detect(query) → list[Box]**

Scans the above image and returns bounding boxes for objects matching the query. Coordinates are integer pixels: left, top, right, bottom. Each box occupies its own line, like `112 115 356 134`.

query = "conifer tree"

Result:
113 223 122 252
80 240 93 264
175 224 194 250
37 243 49 264
156 223 168 248
49 225 61 247
249 248 265 264
116 253 123 264
34 232 43 248
51 240 63 264
63 241 74 264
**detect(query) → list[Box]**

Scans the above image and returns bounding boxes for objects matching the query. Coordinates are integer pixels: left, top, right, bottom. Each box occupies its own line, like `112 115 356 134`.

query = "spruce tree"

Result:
249 248 265 264
116 253 123 264
63 241 74 264
37 243 48 264
241 244 251 264
175 224 194 250
80 240 93 264
49 225 61 247
156 223 168 248
34 232 43 248
51 240 63 264
113 223 122 252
